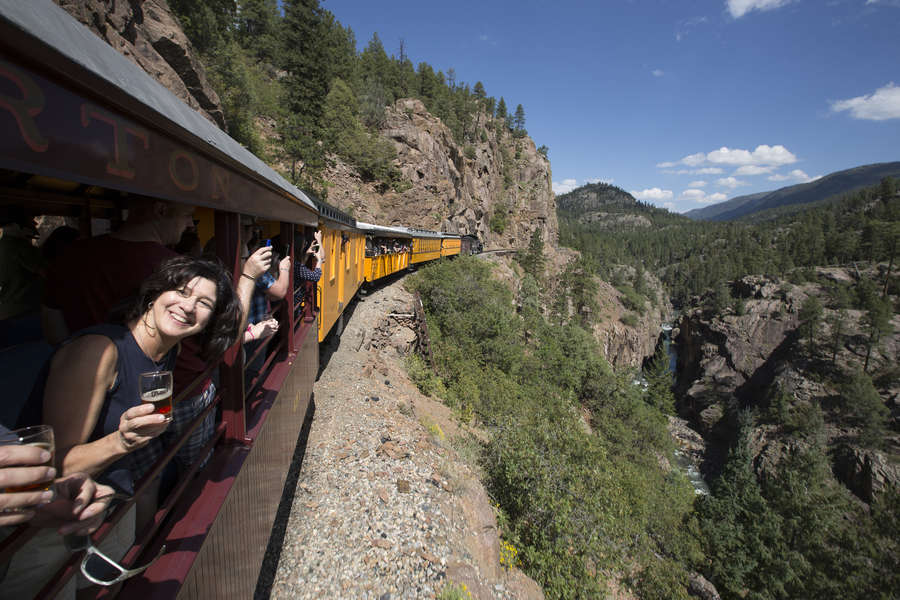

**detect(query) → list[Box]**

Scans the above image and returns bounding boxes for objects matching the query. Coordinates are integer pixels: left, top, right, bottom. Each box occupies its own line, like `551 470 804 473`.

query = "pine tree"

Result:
519 229 546 278
495 97 508 132
798 295 823 356
235 0 281 63
861 295 893 372
280 0 329 182
513 103 526 136
643 342 675 414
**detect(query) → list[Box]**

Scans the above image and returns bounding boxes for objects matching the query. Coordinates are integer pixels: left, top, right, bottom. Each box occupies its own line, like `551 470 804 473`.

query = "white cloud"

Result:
586 177 615 184
663 167 725 175
727 0 793 19
707 145 797 167
767 169 820 183
688 180 707 188
658 145 797 174
631 188 674 201
734 165 774 176
716 176 747 189
682 152 708 167
662 202 676 211
675 16 708 41
831 82 900 121
681 189 708 201
652 69 665 77
552 178 578 195
679 189 729 204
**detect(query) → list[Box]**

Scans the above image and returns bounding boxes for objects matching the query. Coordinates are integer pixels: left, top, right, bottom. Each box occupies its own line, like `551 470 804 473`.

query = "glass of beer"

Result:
0 425 55 493
139 371 173 418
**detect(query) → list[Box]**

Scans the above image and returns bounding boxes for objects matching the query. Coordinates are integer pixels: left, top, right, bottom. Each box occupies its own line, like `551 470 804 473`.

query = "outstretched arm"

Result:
43 336 169 477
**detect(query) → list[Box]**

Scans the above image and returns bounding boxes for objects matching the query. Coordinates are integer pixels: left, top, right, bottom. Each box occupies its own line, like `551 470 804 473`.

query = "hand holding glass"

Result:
139 371 173 418
0 425 55 493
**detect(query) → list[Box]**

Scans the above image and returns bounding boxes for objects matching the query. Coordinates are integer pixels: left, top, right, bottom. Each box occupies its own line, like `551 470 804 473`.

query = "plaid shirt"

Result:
293 265 321 306
130 379 217 481
248 272 275 324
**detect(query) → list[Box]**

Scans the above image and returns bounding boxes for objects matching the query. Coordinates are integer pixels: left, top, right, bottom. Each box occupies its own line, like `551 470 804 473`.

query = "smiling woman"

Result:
7 257 242 598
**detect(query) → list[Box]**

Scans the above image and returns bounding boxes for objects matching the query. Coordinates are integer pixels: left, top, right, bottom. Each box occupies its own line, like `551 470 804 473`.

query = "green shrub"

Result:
490 204 508 233
620 313 638 327
617 284 646 315
405 354 446 398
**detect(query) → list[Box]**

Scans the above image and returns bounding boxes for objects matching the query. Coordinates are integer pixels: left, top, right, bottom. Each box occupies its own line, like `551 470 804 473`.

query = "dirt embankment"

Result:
264 277 542 600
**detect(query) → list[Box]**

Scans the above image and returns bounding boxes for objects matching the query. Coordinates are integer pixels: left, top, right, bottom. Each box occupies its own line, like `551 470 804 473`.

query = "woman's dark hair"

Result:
127 256 242 360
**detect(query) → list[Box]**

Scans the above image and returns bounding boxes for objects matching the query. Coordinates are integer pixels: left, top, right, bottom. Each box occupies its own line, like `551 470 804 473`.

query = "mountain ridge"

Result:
684 161 900 221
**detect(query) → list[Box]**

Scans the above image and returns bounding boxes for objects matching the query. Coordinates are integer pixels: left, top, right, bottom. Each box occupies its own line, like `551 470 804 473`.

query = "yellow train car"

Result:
357 221 412 283
312 200 365 341
409 228 444 264
440 234 461 258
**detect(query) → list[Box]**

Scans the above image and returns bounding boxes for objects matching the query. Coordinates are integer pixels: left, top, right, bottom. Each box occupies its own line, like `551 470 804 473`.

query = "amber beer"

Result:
141 388 173 416
1 425 55 493
139 370 174 417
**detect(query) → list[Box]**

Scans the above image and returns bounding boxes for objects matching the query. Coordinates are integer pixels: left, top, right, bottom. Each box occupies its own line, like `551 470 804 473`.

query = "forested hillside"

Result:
560 177 900 306
167 0 538 193
557 177 899 599
684 161 900 222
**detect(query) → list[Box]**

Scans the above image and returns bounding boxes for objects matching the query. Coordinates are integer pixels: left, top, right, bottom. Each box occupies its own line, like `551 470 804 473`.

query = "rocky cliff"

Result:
55 0 226 129
592 273 671 368
323 99 557 252
675 271 900 500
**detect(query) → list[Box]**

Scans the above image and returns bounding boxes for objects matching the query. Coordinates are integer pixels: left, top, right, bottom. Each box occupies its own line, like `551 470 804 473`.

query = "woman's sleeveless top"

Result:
23 324 177 493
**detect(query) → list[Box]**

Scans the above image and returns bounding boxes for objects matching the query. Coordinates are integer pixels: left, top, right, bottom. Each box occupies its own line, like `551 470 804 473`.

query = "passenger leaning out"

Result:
13 256 241 595
293 230 323 311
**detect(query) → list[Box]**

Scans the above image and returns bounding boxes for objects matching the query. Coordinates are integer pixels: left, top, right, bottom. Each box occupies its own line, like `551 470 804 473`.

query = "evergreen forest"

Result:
168 0 533 196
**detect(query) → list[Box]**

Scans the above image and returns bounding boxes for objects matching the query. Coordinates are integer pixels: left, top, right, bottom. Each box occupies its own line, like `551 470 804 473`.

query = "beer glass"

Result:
139 371 173 417
0 424 55 493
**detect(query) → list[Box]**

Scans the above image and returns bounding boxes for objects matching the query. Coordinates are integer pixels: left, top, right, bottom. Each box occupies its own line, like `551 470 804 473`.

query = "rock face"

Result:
674 272 900 501
54 0 226 129
323 99 557 252
832 445 900 503
591 274 670 368
675 276 802 435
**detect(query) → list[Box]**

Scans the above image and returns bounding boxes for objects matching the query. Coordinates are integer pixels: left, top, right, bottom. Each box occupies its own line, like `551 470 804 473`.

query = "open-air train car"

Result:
0 2 319 598
0 2 472 597
407 228 444 265
357 220 412 283
307 197 365 342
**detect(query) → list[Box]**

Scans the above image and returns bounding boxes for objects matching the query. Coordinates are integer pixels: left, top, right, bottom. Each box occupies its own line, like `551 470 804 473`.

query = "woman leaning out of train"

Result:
7 256 242 598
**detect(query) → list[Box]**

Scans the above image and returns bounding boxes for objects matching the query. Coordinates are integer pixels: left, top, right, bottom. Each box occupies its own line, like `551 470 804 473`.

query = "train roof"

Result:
303 191 356 230
355 221 413 238
402 227 444 239
0 0 317 225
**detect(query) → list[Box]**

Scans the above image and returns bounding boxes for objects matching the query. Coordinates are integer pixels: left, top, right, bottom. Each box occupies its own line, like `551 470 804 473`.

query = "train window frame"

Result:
329 230 336 283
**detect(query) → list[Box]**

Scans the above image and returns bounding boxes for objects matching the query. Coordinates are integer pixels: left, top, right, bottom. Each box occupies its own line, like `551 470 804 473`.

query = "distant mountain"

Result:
556 182 637 214
684 162 900 221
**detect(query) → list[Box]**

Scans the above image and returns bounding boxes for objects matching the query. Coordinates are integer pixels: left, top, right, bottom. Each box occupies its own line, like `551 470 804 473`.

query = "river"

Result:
662 322 710 496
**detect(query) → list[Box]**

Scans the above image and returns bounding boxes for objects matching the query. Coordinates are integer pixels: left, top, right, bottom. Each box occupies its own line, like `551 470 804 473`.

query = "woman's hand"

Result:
279 255 291 272
242 246 273 280
255 318 279 340
245 318 279 343
0 445 56 525
116 404 169 452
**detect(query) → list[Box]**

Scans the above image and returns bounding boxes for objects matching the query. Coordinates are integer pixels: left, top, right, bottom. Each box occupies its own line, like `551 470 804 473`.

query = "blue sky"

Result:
322 0 900 213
